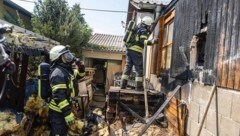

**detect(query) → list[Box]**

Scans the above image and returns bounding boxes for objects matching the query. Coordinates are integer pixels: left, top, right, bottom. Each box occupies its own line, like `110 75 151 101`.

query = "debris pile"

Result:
0 112 19 135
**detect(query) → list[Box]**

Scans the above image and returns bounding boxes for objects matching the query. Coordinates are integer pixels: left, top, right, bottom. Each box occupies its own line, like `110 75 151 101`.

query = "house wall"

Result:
82 50 124 60
145 0 240 135
181 83 240 136
171 0 240 90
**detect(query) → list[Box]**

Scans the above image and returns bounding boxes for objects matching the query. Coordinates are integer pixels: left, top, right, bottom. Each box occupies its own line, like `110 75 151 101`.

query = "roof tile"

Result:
86 33 126 53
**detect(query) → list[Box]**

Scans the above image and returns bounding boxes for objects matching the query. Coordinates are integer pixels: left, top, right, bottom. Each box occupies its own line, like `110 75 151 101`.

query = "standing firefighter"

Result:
121 16 158 91
48 45 85 136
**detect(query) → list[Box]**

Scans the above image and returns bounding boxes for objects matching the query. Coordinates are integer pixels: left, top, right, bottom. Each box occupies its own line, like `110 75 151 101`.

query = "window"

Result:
161 21 174 69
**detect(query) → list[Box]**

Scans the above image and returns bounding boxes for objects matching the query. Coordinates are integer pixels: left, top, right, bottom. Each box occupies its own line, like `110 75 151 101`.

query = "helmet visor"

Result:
62 52 75 63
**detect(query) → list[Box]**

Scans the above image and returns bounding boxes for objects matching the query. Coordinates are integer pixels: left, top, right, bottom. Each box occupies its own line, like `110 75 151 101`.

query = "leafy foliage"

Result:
31 0 92 57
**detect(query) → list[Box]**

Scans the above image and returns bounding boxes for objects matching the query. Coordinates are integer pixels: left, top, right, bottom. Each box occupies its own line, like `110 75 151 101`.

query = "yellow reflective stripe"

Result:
49 104 62 112
135 36 139 41
129 45 143 54
52 84 67 92
140 35 148 39
38 65 41 98
127 31 132 42
136 77 143 82
122 74 129 80
144 40 148 46
74 70 85 77
74 70 78 77
70 79 75 97
65 112 74 122
78 72 85 77
58 100 69 109
50 99 57 105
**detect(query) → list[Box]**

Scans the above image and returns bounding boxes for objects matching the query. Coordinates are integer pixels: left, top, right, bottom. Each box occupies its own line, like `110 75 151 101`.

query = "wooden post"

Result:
144 79 149 118
17 54 28 112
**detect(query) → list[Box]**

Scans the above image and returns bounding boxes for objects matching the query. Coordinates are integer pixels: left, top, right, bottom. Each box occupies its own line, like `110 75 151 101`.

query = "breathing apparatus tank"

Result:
123 20 136 47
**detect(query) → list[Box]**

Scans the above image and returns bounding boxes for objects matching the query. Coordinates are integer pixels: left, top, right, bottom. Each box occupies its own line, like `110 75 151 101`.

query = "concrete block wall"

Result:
182 82 240 136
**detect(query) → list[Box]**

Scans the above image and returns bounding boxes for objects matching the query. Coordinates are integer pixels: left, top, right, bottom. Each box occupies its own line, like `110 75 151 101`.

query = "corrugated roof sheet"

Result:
84 33 126 53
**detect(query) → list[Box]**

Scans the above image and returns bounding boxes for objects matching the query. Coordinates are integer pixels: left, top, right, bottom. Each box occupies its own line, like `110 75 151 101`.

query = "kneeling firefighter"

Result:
48 45 85 136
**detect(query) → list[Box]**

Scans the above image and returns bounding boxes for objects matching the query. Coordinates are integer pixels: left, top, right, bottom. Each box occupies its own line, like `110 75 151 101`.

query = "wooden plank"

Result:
170 97 178 105
166 106 178 117
157 17 165 76
203 0 215 84
234 0 240 90
109 86 144 94
209 0 218 84
216 0 229 86
213 0 223 85
228 0 240 89
221 0 234 87
151 21 160 74
165 110 179 129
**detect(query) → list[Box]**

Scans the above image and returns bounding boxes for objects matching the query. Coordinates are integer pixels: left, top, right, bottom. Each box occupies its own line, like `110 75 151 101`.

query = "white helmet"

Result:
49 45 68 62
142 16 154 26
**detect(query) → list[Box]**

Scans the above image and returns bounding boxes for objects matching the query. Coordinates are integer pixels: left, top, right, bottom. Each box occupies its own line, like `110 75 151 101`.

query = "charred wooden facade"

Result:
171 0 240 90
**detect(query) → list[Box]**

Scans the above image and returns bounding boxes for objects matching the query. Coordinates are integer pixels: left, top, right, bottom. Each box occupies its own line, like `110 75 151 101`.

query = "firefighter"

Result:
120 16 158 91
48 45 85 136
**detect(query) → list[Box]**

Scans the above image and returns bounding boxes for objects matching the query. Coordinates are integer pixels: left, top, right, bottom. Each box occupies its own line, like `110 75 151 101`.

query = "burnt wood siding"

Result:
171 0 240 90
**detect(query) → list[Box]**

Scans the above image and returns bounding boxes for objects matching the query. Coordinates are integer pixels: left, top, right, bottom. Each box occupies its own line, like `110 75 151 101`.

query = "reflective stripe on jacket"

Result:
128 24 153 54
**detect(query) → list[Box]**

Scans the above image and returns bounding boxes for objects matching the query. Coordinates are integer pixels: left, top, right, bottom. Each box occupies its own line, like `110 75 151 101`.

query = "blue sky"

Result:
12 0 129 35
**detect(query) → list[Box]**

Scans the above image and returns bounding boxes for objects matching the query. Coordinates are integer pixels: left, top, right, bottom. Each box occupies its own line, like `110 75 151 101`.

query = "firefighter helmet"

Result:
49 45 68 62
142 16 154 26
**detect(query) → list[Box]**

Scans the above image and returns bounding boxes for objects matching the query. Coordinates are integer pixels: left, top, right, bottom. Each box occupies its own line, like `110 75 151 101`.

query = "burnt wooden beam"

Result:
138 85 181 136
119 102 146 123
17 54 28 112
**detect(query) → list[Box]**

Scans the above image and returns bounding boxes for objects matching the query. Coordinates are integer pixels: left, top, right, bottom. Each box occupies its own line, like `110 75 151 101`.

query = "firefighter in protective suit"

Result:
48 45 85 136
121 16 158 91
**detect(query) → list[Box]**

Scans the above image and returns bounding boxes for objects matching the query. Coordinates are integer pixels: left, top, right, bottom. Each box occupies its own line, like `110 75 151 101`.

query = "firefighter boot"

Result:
135 81 144 91
120 79 128 89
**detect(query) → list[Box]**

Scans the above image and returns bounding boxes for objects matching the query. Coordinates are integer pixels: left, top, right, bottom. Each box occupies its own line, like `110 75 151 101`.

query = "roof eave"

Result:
3 0 32 17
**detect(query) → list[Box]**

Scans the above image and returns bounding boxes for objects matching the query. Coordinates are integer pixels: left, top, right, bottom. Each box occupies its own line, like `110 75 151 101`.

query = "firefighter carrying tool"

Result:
48 45 85 136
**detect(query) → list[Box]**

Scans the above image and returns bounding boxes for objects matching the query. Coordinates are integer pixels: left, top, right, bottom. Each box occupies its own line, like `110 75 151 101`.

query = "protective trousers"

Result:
121 49 143 90
49 109 68 136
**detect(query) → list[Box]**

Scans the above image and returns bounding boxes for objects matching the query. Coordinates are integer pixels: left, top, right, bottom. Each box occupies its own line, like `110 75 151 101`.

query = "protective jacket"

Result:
121 23 154 90
49 62 85 123
128 23 153 54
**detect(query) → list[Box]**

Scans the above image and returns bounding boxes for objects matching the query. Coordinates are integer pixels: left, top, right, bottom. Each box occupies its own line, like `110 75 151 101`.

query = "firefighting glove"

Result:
151 38 159 44
65 112 75 126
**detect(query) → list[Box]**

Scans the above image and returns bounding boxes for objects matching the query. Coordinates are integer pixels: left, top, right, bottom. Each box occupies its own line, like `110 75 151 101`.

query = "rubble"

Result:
0 112 19 135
